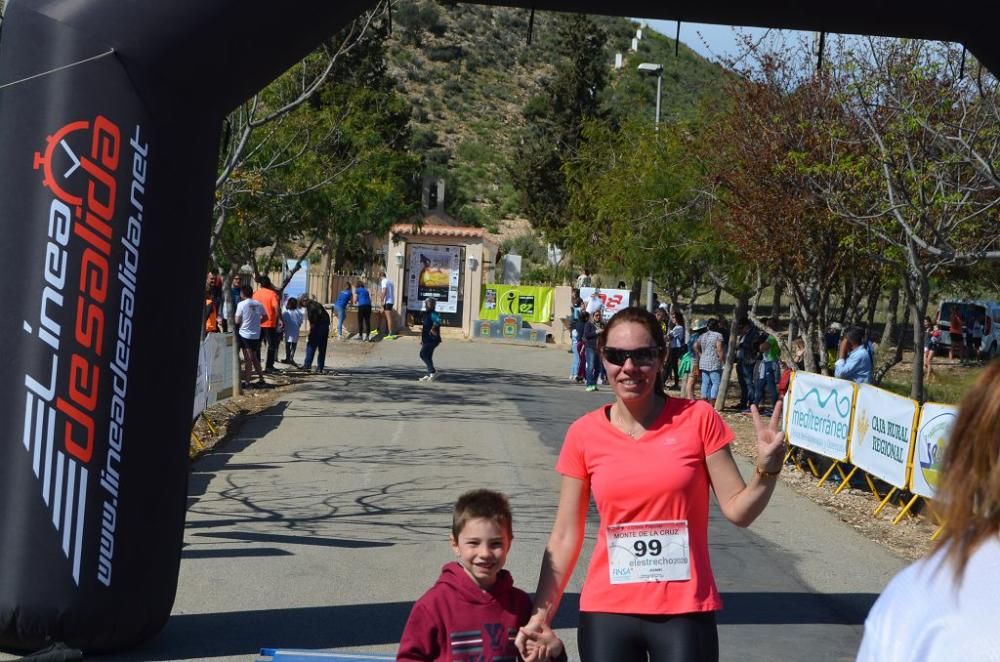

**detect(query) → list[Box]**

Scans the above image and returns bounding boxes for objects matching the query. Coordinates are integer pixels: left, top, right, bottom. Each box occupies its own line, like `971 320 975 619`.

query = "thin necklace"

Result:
612 398 664 439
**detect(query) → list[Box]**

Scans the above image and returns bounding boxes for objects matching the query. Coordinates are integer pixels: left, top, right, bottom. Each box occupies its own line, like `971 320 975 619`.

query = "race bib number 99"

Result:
606 520 690 584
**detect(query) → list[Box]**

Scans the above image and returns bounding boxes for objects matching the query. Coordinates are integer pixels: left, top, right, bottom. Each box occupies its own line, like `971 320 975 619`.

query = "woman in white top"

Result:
281 297 305 366
857 361 1000 661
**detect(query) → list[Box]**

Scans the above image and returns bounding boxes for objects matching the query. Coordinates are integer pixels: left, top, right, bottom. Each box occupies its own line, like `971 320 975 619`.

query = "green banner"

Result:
480 285 554 323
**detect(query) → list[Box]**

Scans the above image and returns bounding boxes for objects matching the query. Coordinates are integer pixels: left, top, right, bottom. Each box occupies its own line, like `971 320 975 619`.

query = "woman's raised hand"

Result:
751 401 785 472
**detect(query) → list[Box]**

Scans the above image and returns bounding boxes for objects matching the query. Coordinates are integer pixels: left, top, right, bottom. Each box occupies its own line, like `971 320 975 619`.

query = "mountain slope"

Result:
384 2 728 229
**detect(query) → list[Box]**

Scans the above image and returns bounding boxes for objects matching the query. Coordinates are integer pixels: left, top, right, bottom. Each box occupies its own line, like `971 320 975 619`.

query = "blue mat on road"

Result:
257 649 393 661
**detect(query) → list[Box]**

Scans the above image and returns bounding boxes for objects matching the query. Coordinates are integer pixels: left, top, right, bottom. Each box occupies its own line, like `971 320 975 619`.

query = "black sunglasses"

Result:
602 346 661 367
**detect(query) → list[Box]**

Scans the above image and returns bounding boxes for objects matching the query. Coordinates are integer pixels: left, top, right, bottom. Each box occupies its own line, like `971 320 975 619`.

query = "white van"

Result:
935 299 1000 358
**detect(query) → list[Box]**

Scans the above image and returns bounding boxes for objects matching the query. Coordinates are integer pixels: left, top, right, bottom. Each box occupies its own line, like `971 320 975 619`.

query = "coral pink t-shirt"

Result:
556 397 734 615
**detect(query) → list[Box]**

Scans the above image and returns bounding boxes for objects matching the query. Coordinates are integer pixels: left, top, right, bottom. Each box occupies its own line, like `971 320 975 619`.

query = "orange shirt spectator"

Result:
253 285 279 329
204 296 219 334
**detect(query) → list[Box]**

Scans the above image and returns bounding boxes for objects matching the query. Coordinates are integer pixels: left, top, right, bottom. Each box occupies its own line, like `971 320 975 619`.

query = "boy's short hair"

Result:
452 489 513 540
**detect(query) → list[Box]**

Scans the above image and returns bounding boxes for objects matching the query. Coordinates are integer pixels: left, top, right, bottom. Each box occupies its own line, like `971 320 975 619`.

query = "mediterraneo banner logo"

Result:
788 372 854 458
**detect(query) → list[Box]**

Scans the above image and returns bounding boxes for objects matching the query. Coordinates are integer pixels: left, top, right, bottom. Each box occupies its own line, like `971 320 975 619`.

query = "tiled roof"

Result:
391 223 486 238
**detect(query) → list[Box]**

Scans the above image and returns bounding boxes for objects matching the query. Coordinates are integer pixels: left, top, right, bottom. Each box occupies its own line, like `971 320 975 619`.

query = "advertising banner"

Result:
580 287 631 319
193 333 235 421
406 244 460 313
849 385 918 489
480 285 554 323
473 315 547 344
910 402 959 499
787 372 856 461
0 0 398 652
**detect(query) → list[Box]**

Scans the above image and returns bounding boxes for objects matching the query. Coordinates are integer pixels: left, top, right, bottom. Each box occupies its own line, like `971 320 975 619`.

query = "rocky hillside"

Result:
384 2 728 230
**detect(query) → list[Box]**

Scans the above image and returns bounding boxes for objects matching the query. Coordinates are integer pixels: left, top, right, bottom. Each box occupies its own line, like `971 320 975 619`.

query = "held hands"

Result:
516 618 564 662
516 611 564 661
751 401 785 473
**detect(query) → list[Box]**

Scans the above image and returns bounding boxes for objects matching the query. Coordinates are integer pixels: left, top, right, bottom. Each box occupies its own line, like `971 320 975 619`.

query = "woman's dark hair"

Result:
286 297 298 310
672 310 685 328
707 318 719 332
597 307 668 397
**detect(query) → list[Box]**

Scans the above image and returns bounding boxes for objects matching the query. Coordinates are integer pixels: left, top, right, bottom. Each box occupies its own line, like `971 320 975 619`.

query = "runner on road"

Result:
418 298 442 382
516 307 786 662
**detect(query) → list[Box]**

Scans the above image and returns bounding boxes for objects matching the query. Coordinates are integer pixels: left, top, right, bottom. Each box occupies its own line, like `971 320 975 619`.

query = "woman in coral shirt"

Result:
517 307 785 662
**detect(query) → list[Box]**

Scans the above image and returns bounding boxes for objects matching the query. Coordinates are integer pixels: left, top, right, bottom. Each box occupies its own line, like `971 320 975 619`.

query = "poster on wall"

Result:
407 244 461 313
479 285 554 323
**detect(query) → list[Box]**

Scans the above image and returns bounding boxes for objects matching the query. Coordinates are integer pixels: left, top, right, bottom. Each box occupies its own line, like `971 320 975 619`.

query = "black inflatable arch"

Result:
0 0 995 653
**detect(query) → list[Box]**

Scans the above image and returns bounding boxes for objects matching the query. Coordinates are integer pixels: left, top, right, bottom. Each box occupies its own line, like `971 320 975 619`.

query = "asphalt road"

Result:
76 335 904 661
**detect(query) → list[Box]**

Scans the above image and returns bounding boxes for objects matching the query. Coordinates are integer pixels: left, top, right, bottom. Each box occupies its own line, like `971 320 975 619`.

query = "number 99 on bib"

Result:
606 520 691 584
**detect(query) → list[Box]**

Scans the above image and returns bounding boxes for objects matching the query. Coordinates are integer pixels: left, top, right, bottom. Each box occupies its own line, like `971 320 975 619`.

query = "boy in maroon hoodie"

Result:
398 489 565 662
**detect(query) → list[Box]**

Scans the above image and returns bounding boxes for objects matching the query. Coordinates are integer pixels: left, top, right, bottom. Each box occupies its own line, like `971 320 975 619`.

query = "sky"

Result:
642 19 803 63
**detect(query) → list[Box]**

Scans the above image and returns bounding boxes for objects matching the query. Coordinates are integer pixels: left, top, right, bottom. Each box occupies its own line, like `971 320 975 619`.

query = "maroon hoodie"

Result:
397 562 532 661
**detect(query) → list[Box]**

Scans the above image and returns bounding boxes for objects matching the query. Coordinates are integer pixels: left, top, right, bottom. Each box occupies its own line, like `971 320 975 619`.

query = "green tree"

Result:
510 14 608 247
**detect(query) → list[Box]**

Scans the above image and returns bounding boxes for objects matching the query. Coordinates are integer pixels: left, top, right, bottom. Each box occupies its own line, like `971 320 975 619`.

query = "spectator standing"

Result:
302 296 331 373
235 285 267 387
253 275 281 373
735 318 761 412
695 319 725 403
206 270 223 325
334 282 352 340
354 280 373 342
754 322 782 412
970 315 984 362
824 322 843 371
582 312 601 392
592 310 608 385
949 308 964 360
203 287 219 337
572 311 589 383
833 326 872 384
569 292 584 380
281 297 304 366
683 319 707 400
924 315 941 381
225 274 242 332
418 298 442 382
576 270 592 289
378 271 398 339
665 310 686 390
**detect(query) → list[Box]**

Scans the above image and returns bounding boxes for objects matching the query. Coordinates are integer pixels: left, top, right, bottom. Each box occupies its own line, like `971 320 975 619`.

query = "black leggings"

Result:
578 611 718 662
358 304 372 337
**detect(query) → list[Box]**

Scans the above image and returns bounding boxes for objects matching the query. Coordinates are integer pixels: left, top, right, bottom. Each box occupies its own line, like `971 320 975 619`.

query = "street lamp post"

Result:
637 62 663 130
637 62 664 312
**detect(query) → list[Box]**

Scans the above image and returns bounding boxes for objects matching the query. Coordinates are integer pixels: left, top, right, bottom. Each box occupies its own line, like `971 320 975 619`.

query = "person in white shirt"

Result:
280 297 305 366
585 290 604 316
235 284 268 387
857 361 1000 662
378 271 397 339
